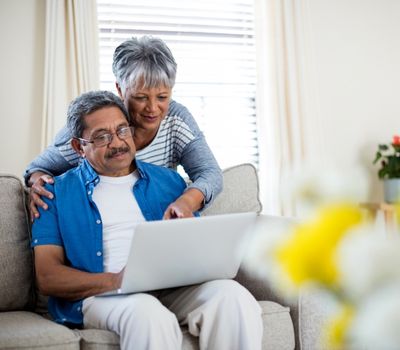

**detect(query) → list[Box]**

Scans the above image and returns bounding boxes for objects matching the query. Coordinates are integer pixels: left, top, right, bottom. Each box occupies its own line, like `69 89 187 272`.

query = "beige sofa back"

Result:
0 175 35 311
203 163 262 215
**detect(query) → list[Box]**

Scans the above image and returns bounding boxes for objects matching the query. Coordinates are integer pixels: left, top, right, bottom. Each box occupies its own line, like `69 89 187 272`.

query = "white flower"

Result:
349 284 400 350
336 225 400 301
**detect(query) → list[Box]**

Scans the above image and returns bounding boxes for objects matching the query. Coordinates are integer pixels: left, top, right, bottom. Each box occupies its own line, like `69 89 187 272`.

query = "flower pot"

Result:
384 179 400 203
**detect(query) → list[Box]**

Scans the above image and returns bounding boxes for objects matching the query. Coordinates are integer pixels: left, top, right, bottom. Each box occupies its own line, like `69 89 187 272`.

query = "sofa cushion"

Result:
298 289 336 350
202 163 262 216
0 311 80 349
0 174 34 311
260 301 295 350
76 301 293 350
75 329 120 350
76 328 197 350
76 328 199 350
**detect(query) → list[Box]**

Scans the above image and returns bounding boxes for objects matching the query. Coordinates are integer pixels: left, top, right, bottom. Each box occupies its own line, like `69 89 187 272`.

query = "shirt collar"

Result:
80 158 147 186
80 159 99 186
135 159 148 180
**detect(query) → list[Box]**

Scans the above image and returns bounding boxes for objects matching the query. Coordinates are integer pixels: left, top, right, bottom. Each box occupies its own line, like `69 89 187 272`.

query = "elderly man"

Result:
32 91 263 350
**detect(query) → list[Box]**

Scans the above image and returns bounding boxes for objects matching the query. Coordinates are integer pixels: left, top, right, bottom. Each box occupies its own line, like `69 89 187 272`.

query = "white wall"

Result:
0 0 45 179
305 0 400 201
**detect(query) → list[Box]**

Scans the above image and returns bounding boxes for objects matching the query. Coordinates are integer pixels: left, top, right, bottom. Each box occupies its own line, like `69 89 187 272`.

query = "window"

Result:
97 0 258 169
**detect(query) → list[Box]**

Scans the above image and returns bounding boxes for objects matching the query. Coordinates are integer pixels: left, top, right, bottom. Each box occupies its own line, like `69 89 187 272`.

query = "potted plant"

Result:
373 135 400 203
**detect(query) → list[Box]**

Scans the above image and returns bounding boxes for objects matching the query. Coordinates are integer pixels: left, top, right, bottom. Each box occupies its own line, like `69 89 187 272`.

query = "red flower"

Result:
393 135 400 145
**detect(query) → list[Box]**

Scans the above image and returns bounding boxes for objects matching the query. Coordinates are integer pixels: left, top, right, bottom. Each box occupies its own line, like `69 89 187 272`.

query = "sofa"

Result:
0 163 325 350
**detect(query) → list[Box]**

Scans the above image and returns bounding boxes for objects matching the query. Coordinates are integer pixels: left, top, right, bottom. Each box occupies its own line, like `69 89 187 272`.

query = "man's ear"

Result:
71 138 85 158
115 82 123 100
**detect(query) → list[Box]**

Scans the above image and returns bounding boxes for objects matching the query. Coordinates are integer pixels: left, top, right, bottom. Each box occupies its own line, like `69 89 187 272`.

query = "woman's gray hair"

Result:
67 90 130 138
112 36 177 95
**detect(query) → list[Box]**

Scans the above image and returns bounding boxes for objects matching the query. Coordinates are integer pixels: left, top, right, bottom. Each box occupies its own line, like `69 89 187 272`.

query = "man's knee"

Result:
114 294 182 349
121 293 179 327
204 280 260 311
186 280 262 348
204 279 254 298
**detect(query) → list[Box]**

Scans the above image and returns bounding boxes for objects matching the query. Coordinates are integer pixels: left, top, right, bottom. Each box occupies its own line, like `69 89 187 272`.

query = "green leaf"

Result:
378 168 387 179
373 151 382 164
379 144 389 151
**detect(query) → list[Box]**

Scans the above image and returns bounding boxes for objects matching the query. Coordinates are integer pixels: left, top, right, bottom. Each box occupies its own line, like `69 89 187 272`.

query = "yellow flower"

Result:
275 203 363 288
325 304 354 348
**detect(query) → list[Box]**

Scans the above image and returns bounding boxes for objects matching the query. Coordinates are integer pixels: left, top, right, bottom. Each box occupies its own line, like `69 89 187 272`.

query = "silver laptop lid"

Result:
120 212 257 294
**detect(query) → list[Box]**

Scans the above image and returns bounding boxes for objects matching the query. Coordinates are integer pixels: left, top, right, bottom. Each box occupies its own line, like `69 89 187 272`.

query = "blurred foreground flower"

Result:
349 284 400 349
337 226 400 300
245 166 400 349
276 203 363 290
325 304 354 348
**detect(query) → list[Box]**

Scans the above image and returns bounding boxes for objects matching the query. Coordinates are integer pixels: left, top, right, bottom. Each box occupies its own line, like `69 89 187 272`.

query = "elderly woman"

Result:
25 36 222 219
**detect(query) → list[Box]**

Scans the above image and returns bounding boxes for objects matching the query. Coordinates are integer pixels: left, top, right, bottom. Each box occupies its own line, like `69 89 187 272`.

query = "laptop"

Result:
98 211 257 296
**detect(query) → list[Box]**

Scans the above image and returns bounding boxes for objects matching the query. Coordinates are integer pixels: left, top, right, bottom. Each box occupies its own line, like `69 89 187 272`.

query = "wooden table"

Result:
360 202 398 235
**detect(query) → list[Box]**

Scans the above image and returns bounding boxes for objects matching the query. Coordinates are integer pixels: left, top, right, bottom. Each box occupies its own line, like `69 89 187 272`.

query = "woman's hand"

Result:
29 171 55 221
162 188 204 219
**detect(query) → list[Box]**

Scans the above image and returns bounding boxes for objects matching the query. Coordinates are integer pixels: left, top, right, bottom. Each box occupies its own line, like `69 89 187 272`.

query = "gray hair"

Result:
67 90 130 138
112 36 177 95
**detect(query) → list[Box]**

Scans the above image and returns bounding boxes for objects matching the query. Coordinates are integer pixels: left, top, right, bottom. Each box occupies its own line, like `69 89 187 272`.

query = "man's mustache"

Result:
106 147 130 158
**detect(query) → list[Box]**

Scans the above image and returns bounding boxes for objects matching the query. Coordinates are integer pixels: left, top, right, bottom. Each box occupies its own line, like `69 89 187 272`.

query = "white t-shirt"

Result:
92 171 145 273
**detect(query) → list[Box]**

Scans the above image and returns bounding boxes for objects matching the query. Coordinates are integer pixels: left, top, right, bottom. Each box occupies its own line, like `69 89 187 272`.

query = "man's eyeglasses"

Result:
77 126 134 147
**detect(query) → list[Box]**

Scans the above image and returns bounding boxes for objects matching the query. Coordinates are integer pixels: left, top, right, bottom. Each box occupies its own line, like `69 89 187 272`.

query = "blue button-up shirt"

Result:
32 158 190 327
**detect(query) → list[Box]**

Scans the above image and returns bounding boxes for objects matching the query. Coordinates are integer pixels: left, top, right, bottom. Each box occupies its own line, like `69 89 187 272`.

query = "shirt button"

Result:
87 190 92 195
96 251 102 257
77 306 81 312
34 239 38 244
96 219 101 224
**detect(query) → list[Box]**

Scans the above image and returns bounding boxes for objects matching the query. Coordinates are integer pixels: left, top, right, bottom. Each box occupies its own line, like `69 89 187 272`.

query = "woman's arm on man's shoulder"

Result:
25 125 80 220
24 125 78 186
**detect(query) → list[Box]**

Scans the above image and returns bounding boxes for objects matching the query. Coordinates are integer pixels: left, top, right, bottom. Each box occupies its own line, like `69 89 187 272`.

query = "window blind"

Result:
97 0 259 169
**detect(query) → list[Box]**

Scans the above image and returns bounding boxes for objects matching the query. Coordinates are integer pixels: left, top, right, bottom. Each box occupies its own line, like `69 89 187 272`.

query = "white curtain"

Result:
41 0 100 149
254 0 321 216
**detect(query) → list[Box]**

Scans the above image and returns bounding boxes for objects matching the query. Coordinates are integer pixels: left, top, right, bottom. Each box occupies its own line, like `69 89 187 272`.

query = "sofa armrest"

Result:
0 174 35 312
234 267 301 349
237 265 337 350
236 213 302 349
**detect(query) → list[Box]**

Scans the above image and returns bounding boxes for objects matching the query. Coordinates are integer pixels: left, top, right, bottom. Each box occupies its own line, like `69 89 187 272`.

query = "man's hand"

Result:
28 172 54 221
162 188 204 219
34 245 124 300
113 267 125 289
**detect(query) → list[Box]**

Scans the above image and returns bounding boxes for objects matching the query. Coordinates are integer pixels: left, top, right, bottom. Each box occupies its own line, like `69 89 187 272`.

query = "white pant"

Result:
83 279 263 350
